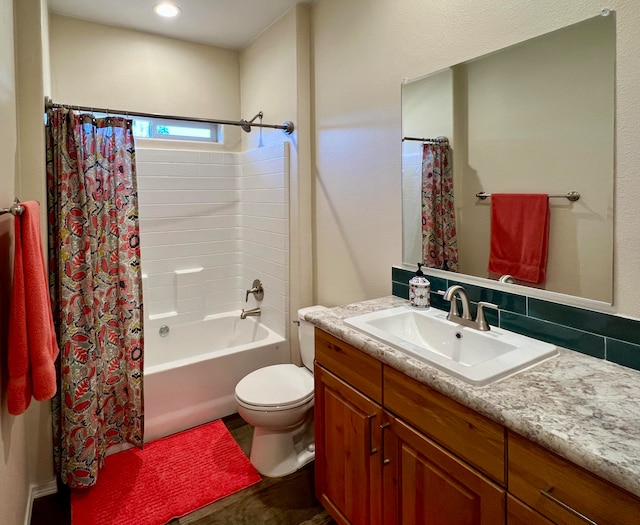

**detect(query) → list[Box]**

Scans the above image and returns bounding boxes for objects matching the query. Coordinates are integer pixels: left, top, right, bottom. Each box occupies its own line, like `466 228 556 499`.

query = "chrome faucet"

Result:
443 285 472 321
443 285 498 331
240 307 261 319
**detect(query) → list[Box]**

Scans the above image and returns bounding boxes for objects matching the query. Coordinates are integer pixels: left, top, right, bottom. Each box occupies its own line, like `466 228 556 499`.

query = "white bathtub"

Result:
143 311 288 443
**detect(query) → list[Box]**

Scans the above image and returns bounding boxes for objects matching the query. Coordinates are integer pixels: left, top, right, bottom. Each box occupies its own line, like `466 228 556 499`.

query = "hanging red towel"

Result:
7 201 60 415
487 194 550 284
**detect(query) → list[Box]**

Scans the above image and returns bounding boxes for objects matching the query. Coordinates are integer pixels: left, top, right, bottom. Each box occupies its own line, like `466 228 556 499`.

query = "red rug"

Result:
71 420 261 525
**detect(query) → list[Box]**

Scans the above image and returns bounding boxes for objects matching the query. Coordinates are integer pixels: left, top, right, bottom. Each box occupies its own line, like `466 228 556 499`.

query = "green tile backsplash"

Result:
392 266 640 372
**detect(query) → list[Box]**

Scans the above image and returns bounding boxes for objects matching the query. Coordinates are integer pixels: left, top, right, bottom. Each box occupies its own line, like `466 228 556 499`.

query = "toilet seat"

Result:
235 364 314 411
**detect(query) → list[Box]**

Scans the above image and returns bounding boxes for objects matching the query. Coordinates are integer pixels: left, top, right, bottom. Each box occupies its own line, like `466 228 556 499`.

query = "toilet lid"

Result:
235 364 314 408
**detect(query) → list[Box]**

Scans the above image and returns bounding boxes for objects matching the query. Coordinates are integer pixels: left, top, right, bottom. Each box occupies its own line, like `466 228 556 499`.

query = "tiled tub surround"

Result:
304 296 640 500
392 266 640 372
136 145 289 336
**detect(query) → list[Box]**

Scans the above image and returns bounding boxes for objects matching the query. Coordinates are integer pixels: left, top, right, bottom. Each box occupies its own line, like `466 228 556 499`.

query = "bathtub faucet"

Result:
240 307 261 319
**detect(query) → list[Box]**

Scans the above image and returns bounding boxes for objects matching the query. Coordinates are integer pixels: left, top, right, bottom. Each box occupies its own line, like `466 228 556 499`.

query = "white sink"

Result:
344 305 558 386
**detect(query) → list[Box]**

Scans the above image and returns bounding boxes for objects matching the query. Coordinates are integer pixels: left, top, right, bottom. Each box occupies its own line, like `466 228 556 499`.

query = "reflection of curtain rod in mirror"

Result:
476 191 581 202
403 136 449 143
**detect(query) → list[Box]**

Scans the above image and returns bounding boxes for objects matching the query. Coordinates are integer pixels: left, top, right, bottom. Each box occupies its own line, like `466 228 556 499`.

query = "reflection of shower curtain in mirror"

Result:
421 142 458 272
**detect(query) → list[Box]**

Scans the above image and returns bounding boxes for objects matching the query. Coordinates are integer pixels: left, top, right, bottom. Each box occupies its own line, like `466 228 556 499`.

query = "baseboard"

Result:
24 479 58 525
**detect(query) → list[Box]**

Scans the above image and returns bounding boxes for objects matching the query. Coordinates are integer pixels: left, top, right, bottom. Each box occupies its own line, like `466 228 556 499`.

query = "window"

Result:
95 113 221 143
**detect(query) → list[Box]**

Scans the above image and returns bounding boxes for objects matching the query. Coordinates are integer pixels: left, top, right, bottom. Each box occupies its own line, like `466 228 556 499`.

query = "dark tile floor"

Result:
31 415 334 525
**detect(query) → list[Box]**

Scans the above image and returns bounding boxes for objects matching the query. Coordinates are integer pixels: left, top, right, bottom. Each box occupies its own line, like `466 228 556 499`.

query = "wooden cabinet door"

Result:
383 412 506 525
315 364 383 525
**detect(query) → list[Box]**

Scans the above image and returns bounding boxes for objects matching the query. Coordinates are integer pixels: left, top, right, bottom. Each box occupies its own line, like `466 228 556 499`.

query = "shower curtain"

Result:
46 109 144 488
421 141 459 272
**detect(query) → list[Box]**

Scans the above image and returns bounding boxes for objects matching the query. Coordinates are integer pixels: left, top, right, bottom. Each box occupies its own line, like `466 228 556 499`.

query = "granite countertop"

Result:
305 296 640 499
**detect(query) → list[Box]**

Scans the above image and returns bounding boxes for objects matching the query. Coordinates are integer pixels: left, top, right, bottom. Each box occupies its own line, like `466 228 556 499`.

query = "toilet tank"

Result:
297 305 327 371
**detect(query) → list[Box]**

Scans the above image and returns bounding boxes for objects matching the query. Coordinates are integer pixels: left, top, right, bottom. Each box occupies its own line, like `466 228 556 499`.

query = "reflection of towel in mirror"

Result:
487 194 549 284
7 201 60 415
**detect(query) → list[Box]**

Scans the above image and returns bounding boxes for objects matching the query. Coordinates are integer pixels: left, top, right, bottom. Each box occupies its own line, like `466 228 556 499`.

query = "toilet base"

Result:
249 413 315 477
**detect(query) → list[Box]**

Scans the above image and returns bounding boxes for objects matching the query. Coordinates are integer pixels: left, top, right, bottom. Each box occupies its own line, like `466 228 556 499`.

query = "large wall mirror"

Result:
402 13 615 304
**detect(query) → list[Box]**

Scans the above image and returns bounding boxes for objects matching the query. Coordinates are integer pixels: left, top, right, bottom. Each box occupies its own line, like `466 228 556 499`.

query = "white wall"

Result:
4 1 60 521
312 0 404 307
311 0 640 317
0 1 31 523
49 14 242 151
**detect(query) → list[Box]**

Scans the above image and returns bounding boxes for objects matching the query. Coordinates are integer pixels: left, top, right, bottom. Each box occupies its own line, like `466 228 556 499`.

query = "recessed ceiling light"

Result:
153 3 181 18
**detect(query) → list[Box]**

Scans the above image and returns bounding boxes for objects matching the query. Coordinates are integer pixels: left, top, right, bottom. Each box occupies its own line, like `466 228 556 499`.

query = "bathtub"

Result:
143 311 288 443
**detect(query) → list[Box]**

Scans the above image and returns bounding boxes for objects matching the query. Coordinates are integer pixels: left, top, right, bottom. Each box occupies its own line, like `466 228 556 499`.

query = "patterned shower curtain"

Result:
46 108 144 488
421 141 459 272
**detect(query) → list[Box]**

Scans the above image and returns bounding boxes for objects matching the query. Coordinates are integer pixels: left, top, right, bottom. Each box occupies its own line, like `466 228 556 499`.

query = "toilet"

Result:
234 305 327 477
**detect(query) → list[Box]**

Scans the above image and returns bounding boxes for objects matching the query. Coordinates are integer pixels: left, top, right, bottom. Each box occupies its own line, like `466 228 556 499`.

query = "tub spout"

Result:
240 307 261 320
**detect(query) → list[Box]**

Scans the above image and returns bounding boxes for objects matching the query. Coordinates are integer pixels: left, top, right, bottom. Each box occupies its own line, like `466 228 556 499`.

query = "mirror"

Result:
402 13 615 304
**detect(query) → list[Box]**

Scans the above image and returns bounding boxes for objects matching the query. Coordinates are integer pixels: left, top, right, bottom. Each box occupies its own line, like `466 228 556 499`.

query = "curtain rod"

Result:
44 96 294 135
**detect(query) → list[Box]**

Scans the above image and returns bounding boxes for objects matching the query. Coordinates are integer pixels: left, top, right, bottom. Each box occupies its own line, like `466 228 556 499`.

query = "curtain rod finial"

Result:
282 121 294 135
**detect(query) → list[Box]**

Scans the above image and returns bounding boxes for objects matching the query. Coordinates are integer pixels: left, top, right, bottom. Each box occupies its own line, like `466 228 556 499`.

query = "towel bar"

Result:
476 191 580 202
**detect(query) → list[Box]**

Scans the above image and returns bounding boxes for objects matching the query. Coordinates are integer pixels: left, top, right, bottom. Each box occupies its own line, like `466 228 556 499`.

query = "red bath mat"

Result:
71 419 261 525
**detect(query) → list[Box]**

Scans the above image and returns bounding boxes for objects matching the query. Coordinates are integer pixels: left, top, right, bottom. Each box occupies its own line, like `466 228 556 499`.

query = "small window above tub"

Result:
94 113 222 143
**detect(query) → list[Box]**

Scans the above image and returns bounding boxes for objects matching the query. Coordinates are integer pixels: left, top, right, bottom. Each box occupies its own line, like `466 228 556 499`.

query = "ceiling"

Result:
48 0 313 49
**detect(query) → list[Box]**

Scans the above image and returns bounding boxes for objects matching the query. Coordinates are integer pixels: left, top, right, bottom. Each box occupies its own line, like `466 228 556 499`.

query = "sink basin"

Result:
344 306 558 386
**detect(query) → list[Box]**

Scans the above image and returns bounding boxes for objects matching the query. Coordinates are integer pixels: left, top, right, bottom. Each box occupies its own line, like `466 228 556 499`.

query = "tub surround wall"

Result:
240 144 290 337
137 145 289 337
392 267 640 372
137 148 241 322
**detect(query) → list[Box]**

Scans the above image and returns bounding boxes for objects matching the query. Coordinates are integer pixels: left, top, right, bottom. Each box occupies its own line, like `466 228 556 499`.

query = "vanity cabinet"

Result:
314 328 640 525
315 329 504 525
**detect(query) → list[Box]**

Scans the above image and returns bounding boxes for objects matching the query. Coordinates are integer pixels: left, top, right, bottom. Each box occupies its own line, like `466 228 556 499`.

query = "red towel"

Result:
487 194 550 284
7 201 60 415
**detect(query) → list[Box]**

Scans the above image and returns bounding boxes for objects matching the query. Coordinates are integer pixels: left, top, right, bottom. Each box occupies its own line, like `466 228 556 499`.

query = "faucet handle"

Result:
476 302 499 331
245 279 264 302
